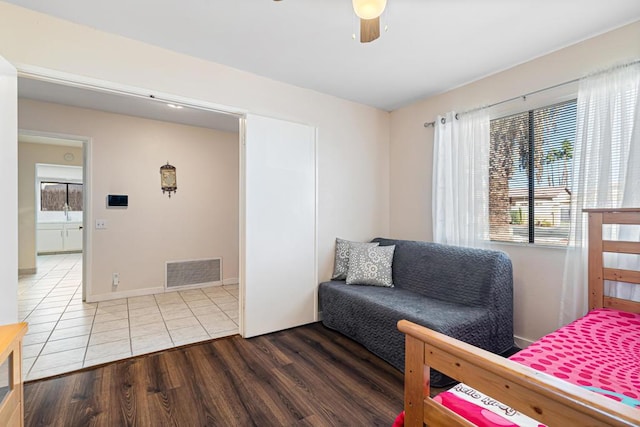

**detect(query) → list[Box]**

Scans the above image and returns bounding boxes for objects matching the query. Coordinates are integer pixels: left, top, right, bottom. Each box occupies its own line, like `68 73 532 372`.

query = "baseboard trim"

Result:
85 280 235 303
514 335 534 349
86 286 165 303
165 281 222 292
18 268 37 275
223 278 239 286
37 250 82 255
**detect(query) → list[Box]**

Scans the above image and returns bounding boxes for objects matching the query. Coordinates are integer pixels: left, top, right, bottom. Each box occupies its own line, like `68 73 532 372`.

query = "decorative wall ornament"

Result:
160 162 177 198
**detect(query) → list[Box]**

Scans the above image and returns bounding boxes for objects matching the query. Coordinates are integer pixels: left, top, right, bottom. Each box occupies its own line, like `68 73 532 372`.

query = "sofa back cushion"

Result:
372 238 511 307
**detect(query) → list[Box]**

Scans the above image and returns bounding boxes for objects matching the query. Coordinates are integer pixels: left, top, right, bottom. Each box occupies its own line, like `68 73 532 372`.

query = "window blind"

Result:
489 100 576 245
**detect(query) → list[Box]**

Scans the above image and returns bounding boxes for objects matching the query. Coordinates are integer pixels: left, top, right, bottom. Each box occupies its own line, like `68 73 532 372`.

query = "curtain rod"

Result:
423 58 640 128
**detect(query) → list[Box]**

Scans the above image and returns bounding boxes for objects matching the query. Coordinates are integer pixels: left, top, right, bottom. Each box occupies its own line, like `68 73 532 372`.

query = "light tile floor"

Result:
19 253 239 381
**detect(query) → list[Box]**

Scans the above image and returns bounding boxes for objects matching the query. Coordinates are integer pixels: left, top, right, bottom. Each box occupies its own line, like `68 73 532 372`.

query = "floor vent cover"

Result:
165 258 221 289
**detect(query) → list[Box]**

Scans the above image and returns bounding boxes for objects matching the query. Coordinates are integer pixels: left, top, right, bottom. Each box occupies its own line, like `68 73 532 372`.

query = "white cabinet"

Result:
64 224 83 251
37 222 83 253
37 224 64 253
38 224 64 253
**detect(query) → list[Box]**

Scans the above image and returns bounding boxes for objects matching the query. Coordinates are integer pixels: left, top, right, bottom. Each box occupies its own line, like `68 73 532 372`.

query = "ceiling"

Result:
7 0 640 111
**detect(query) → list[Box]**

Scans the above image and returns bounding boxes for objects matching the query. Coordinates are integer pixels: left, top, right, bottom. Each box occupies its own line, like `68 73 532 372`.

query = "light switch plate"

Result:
95 219 108 229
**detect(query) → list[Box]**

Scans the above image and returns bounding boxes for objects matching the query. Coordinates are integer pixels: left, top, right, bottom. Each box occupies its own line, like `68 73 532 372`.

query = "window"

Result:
489 100 576 246
40 182 83 211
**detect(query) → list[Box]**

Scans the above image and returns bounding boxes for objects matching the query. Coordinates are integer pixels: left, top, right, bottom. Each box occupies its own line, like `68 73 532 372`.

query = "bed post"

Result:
587 210 605 310
404 333 426 427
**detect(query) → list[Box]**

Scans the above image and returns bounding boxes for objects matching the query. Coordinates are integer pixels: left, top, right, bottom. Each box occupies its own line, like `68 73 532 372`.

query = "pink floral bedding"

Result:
433 308 640 426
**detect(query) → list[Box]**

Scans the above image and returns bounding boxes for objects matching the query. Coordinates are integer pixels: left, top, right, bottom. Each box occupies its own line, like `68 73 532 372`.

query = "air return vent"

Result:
165 258 222 290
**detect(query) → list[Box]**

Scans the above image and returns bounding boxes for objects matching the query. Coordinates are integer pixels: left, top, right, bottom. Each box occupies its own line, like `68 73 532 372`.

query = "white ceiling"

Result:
7 0 640 111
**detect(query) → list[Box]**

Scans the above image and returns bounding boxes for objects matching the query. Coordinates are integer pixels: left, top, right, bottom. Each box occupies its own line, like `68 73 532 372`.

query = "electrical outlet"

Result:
96 219 108 229
112 272 119 286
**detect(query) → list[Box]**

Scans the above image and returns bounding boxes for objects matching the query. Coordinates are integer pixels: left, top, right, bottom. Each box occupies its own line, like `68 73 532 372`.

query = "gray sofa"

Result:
318 238 514 387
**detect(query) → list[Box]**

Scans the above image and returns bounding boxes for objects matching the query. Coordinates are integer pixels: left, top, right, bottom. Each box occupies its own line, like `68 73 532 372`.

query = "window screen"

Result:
489 100 576 246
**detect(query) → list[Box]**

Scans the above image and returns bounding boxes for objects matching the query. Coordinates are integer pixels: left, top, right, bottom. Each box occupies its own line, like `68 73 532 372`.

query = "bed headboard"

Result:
584 208 640 313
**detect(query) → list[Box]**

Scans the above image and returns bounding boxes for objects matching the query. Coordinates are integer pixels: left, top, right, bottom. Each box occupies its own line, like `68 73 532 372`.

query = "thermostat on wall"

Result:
107 194 128 207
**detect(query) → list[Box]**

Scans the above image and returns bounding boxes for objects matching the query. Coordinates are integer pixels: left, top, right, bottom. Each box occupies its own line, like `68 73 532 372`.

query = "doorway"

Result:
17 77 243 380
18 134 86 277
17 132 89 379
17 135 86 314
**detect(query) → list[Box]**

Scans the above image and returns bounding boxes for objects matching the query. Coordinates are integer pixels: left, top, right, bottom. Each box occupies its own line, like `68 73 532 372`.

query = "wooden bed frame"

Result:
398 208 640 427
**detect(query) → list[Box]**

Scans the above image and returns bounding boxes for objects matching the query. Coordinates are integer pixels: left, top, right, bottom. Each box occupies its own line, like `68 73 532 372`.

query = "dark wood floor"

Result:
24 322 404 426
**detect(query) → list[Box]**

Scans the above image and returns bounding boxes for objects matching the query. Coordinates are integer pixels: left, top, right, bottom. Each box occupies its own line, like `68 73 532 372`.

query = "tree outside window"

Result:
41 182 83 211
489 100 576 246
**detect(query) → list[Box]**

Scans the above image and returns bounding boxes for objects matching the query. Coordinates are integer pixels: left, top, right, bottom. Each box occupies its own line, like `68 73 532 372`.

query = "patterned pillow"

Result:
346 245 395 287
331 238 379 280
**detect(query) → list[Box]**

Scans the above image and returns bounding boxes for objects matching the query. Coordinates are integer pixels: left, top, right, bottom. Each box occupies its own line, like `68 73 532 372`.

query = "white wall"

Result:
19 99 240 300
0 54 17 325
18 142 83 272
0 2 390 290
389 21 640 344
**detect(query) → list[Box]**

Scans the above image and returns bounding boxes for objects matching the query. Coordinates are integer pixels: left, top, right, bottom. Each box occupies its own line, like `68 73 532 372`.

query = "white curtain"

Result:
432 110 490 247
559 63 640 326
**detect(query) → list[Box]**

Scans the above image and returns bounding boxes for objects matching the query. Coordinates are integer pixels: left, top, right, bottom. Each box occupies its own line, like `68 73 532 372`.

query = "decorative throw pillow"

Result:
346 245 395 287
331 238 379 280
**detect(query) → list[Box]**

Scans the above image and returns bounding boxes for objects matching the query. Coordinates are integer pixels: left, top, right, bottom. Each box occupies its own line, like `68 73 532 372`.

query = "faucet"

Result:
63 203 71 221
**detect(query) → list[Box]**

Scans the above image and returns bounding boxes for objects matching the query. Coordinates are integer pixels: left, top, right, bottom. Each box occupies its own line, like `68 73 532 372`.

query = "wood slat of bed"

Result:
604 296 640 313
588 211 606 310
404 334 426 427
602 211 640 224
602 240 640 254
603 267 640 284
423 398 474 427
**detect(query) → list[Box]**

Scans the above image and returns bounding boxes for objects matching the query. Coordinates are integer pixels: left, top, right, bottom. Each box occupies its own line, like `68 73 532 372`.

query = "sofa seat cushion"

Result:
320 281 492 343
319 281 502 387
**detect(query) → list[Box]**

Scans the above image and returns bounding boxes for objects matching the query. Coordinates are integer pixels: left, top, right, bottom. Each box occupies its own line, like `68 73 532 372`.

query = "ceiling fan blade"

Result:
360 17 380 43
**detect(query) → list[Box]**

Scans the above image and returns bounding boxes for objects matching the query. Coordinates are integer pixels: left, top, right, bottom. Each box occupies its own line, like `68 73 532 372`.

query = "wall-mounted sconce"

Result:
160 162 177 198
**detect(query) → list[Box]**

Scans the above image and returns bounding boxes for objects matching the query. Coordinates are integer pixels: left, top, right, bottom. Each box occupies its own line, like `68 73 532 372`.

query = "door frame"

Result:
15 65 259 328
18 128 91 299
0 54 18 325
